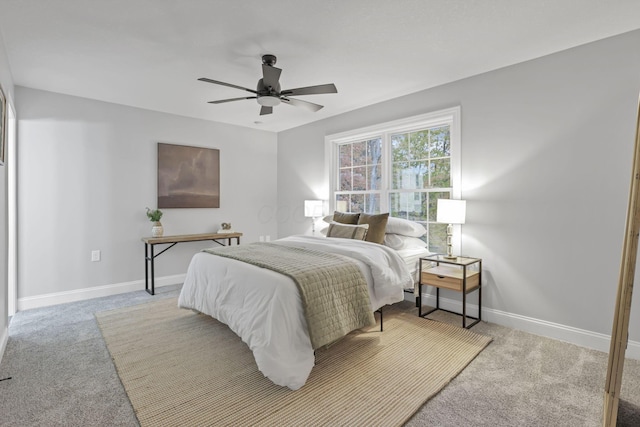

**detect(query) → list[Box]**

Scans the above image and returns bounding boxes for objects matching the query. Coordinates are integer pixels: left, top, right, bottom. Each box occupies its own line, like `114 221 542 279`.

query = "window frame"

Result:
324 107 461 252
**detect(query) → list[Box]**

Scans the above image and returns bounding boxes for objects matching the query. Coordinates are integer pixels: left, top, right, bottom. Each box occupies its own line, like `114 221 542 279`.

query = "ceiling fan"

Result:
198 54 338 116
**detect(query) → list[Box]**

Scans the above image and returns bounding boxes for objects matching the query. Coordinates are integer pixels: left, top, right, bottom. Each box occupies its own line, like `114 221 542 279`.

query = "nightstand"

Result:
418 254 482 328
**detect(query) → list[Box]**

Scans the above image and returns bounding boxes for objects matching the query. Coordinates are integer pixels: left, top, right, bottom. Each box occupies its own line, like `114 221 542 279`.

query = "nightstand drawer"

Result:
421 266 480 292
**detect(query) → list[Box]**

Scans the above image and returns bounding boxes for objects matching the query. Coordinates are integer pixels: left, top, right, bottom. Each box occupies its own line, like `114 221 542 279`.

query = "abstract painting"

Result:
157 143 220 208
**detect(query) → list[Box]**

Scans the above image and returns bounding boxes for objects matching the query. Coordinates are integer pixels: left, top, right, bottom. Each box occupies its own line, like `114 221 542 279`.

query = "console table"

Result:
141 232 243 295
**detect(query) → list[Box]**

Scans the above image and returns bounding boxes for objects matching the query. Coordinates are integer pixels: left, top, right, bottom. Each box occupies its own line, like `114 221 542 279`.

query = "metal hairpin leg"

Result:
144 242 177 295
376 307 383 332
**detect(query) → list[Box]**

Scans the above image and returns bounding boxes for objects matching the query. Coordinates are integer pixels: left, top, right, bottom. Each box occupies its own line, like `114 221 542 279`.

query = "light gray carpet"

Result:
1 285 639 426
407 309 640 426
0 285 179 427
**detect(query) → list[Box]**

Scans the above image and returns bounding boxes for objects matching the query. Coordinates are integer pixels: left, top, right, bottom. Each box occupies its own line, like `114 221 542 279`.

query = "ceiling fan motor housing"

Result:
262 54 277 66
257 78 282 106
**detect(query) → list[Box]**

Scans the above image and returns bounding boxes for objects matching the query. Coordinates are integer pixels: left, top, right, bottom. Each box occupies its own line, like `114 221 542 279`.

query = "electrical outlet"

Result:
265 235 271 242
91 250 101 262
259 236 265 242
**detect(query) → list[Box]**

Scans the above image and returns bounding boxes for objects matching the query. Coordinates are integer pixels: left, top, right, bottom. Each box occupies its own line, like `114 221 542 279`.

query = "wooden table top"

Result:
141 232 243 245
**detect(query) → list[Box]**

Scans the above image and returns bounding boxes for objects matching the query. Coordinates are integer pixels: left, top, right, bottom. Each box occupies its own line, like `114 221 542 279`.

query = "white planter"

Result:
151 221 164 237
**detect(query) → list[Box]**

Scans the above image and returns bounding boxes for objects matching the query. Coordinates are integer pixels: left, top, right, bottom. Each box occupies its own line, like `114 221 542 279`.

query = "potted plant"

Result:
146 207 164 237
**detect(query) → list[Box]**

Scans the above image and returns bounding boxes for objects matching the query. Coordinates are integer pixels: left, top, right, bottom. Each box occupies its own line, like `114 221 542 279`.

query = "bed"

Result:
397 246 432 286
178 234 413 390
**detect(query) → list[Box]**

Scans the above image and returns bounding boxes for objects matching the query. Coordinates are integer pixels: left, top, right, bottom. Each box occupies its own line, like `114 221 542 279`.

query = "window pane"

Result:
394 162 430 190
393 163 415 190
428 223 448 253
336 195 349 212
367 138 382 165
392 162 405 189
430 159 451 188
339 144 352 168
411 161 429 189
350 194 364 212
340 168 352 191
430 126 450 158
408 192 428 221
367 165 381 190
389 192 409 217
352 141 366 166
428 192 450 222
352 166 366 190
390 191 427 220
391 133 410 162
365 194 380 214
410 130 430 161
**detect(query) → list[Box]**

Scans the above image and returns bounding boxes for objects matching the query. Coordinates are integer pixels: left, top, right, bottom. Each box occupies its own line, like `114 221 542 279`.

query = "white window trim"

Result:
324 106 462 251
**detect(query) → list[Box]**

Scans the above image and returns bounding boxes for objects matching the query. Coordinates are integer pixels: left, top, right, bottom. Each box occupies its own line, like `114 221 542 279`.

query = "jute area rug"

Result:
96 298 492 427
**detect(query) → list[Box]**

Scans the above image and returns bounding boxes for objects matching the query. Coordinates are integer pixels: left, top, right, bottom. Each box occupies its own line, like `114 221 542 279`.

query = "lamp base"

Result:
444 223 456 259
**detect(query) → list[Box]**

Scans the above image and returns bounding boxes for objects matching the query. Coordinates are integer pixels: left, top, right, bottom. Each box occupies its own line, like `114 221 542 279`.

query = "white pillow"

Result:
385 217 426 237
384 234 428 250
322 214 334 224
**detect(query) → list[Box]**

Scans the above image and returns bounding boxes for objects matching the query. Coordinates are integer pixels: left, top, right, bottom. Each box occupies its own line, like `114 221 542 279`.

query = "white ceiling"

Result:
1 0 640 132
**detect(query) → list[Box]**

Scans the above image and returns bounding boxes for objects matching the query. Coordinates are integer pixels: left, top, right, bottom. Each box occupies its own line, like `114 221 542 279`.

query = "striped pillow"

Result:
326 222 369 240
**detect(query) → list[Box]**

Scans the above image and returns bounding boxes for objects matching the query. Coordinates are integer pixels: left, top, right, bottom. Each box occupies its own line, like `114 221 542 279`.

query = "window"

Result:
326 107 460 252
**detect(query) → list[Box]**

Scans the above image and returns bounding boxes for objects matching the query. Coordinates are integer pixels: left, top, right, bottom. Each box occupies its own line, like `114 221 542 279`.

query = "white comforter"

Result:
178 235 412 390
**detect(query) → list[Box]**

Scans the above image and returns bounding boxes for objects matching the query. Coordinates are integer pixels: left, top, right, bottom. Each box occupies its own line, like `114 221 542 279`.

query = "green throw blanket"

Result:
202 243 375 349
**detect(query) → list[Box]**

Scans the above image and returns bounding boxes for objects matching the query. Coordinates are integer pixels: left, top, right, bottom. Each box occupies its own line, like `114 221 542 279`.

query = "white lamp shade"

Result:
304 200 323 217
436 199 466 224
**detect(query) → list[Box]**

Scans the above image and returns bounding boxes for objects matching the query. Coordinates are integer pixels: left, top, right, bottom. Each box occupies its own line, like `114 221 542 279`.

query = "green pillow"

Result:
358 213 390 244
333 211 360 225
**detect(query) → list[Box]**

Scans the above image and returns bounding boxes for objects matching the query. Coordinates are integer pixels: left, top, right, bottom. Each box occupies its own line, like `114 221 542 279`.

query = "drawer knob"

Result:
437 275 445 279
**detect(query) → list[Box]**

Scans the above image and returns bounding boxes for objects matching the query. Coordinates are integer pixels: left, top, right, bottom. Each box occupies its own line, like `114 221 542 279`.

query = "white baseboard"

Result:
16 274 186 312
0 325 8 366
407 292 640 361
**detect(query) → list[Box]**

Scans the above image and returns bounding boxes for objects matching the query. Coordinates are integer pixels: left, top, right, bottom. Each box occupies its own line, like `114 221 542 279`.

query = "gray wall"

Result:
277 30 640 342
16 87 277 299
0 31 14 361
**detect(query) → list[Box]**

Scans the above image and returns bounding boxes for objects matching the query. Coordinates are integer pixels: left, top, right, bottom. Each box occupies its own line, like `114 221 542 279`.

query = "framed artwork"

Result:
157 143 220 208
0 83 6 165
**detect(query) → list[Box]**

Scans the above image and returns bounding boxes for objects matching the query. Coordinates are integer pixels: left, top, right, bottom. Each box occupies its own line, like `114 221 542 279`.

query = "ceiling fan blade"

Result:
281 97 324 112
208 96 257 104
260 106 273 115
280 83 337 97
262 65 282 89
198 77 258 94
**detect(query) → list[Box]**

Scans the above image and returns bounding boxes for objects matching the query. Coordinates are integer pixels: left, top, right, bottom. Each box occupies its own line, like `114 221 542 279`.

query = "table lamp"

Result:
304 200 324 234
436 199 466 259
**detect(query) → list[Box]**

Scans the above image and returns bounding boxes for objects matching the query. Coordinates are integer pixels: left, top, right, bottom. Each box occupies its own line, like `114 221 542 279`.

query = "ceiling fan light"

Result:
257 96 281 107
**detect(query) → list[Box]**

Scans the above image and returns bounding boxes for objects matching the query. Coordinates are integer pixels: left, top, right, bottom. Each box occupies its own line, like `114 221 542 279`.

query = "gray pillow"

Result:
326 222 369 240
358 212 389 245
333 211 361 225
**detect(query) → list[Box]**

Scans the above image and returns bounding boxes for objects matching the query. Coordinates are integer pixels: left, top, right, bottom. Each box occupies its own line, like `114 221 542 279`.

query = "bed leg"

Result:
376 307 383 332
